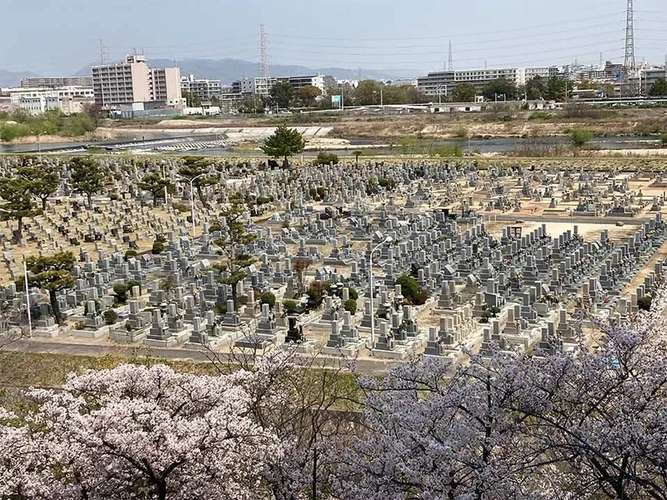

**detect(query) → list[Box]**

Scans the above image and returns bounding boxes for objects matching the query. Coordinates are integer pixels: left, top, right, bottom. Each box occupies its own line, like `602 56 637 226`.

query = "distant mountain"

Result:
0 69 39 87
73 58 412 84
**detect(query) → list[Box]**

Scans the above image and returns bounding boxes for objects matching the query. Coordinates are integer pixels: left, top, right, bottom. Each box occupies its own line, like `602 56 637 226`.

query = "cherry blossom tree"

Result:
327 355 556 500
329 287 667 500
207 347 360 500
0 363 283 500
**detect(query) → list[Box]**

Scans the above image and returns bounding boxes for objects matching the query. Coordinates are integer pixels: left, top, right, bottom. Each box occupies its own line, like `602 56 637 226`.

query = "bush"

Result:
569 127 593 147
209 223 222 233
528 112 552 120
103 310 118 325
634 123 663 136
314 151 339 165
378 177 397 190
283 299 299 313
124 250 138 261
306 282 326 309
396 273 429 306
113 284 129 305
638 296 652 311
433 145 463 158
344 299 357 315
172 202 189 213
661 134 667 147
151 241 165 254
259 292 276 309
126 280 142 295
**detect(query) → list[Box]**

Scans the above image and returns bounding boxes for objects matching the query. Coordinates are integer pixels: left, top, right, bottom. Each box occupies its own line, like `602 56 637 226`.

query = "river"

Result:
0 134 662 156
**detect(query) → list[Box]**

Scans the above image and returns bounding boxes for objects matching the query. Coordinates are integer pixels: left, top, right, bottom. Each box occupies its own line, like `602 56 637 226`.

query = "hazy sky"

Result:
2 0 666 76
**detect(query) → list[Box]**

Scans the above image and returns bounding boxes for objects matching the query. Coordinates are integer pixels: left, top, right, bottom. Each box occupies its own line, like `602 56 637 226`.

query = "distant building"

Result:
20 76 93 88
1 86 95 115
640 67 667 95
417 67 558 97
604 61 625 80
275 74 326 94
91 55 183 109
231 77 273 97
388 79 418 87
231 74 330 97
181 74 222 100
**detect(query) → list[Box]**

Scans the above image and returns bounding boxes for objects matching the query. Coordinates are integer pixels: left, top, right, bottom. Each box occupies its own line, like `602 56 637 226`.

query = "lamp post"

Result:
368 235 392 351
188 173 207 239
23 256 31 337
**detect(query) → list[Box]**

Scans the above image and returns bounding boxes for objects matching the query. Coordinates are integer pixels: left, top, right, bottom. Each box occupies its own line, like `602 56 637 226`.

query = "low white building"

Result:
181 74 222 100
1 86 95 115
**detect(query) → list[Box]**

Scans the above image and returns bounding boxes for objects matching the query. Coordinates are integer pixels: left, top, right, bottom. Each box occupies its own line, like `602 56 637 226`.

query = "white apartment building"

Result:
16 95 91 115
417 66 558 97
0 86 95 115
92 55 183 108
231 74 328 96
231 77 273 96
640 67 667 95
275 74 326 93
181 74 222 100
5 86 95 103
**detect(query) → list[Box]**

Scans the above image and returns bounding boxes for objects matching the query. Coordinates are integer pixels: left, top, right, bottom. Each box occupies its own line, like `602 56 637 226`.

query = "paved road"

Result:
490 213 652 225
4 339 405 375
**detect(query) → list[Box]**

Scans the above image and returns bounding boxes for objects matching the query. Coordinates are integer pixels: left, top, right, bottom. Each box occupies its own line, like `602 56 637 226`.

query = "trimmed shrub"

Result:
151 241 165 254
124 250 138 261
103 310 118 325
344 299 357 315
638 296 652 311
259 292 276 309
314 151 339 165
283 299 299 313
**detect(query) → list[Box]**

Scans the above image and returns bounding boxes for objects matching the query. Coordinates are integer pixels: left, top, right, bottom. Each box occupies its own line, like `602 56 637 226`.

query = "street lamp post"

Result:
368 236 393 351
188 173 207 239
23 256 31 337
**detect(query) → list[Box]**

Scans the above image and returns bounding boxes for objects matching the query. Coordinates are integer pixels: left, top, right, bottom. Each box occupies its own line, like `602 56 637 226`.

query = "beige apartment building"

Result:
92 55 183 108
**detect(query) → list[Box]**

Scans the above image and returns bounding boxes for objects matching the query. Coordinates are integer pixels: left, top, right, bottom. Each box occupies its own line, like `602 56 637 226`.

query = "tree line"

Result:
0 108 99 142
238 80 431 113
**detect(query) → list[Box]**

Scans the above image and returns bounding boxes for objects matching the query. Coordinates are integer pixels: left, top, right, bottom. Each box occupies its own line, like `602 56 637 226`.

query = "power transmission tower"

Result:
99 39 107 65
260 24 270 81
448 40 453 71
624 0 636 71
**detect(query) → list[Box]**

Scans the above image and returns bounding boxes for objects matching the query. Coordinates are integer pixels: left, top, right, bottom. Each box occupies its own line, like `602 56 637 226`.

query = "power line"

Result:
267 12 625 42
267 33 624 57
262 39 625 60
270 50 625 69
